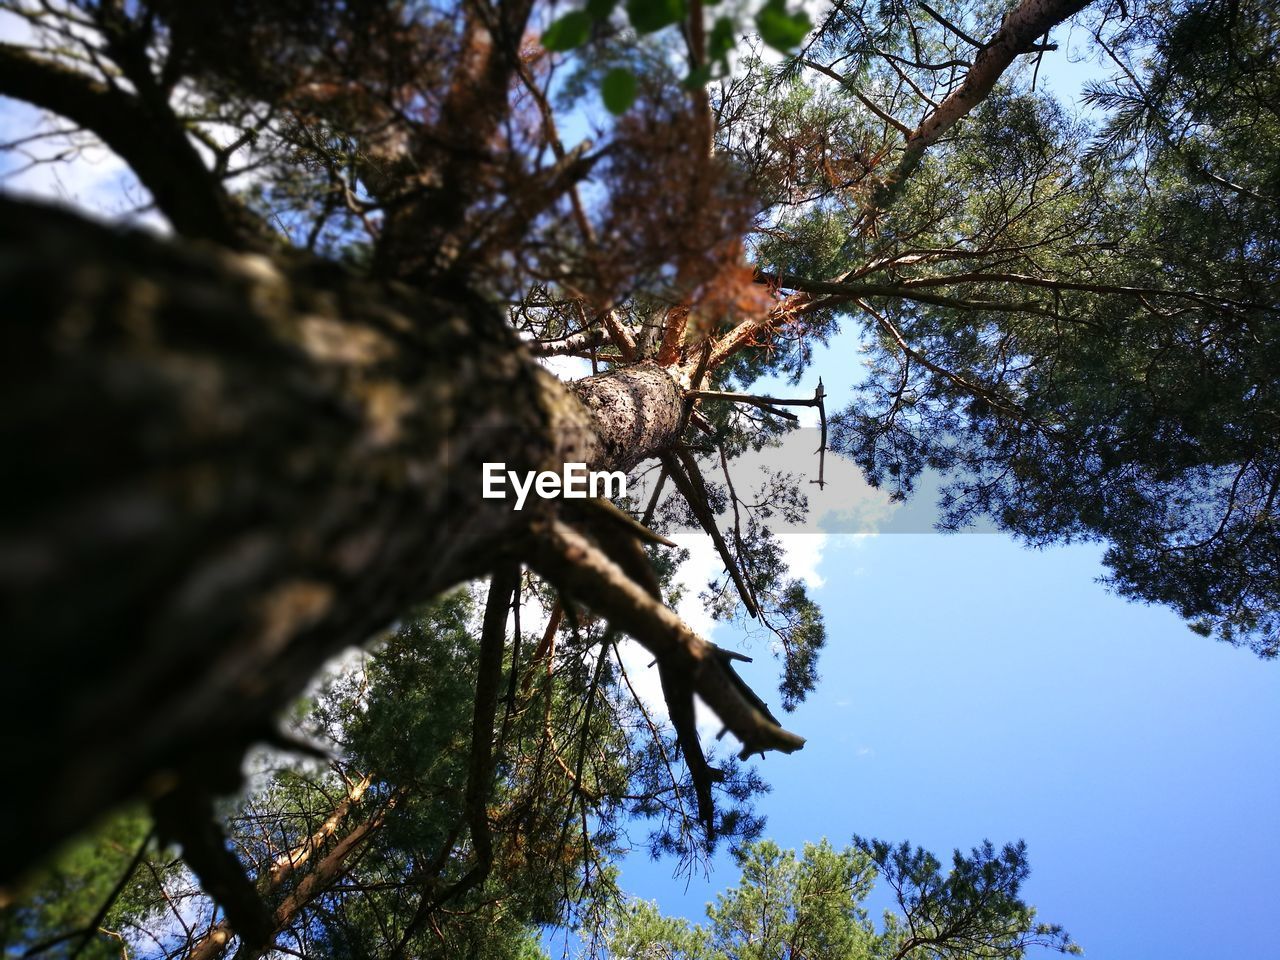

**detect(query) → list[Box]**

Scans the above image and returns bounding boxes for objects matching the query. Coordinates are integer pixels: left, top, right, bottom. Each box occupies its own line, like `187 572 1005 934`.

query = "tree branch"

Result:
186 774 376 960
601 308 640 362
0 43 249 245
528 327 612 357
454 563 521 898
661 449 760 619
918 1 987 49
687 389 822 421
20 829 154 960
530 519 804 759
799 58 915 136
872 0 1094 210
656 305 691 366
0 194 609 887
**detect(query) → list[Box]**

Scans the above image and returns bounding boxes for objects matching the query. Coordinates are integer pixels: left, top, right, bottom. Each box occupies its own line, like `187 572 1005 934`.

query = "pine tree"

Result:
1 0 1274 942
604 837 1079 960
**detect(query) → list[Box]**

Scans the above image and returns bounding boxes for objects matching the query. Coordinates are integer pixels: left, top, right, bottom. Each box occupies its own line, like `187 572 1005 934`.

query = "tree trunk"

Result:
185 774 376 960
0 198 687 885
570 361 685 472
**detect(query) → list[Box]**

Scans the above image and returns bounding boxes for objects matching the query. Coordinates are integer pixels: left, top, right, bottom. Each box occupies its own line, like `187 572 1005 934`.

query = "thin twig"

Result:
919 1 986 48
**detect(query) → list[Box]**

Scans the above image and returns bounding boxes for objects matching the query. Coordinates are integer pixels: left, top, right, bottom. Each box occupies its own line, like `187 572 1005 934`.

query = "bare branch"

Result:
0 42 250 244
799 58 915 136
661 449 761 619
811 380 827 490
531 520 804 758
687 389 825 421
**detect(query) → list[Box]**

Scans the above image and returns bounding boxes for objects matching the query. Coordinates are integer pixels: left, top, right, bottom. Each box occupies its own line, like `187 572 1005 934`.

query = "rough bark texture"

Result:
0 197 632 884
569 362 685 473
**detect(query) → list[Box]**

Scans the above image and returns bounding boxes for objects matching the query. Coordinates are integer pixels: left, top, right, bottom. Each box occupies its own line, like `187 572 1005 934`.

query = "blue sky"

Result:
612 326 1280 960
616 537 1280 957
606 39 1280 960
620 530 1280 958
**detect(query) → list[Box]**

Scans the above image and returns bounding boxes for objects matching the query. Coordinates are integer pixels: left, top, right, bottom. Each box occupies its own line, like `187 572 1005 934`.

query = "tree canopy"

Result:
4 597 1074 960
606 837 1079 960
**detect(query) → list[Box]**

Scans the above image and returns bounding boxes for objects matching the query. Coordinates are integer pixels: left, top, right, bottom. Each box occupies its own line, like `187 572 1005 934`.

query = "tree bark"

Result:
876 0 1094 206
0 197 700 886
570 362 685 473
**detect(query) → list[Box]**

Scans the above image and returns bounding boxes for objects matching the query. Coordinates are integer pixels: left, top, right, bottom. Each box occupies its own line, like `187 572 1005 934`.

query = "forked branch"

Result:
531 519 805 759
688 386 827 487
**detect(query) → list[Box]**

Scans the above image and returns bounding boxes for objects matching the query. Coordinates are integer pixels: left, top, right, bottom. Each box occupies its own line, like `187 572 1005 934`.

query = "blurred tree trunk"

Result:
0 197 687 885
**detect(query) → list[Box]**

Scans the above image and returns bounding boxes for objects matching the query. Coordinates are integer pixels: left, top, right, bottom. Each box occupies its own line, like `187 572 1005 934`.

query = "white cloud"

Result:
778 532 827 589
536 353 594 381
612 533 723 737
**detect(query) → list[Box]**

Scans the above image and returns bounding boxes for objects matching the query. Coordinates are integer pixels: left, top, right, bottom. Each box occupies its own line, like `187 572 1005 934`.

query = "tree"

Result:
821 0 1280 655
603 837 1079 959
0 0 1273 939
4 588 767 959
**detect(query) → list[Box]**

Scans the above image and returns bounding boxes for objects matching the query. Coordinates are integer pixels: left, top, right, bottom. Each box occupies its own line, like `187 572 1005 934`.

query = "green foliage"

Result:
605 899 713 958
829 12 1280 651
602 67 638 114
854 837 1081 959
604 837 1080 959
0 809 154 960
295 592 625 956
2 581 776 958
755 0 812 52
543 10 594 50
542 0 813 105
706 840 875 960
706 503 827 710
711 0 1280 655
327 591 478 784
13 0 1276 953
625 0 686 34
708 16 735 62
